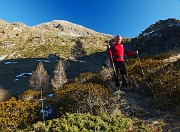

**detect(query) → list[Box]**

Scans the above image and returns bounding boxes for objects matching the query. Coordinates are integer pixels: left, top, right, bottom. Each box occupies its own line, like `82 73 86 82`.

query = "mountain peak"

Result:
33 20 109 37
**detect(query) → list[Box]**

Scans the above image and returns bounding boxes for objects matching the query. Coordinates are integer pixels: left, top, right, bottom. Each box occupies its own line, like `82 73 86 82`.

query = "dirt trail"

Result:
163 48 180 63
163 53 180 63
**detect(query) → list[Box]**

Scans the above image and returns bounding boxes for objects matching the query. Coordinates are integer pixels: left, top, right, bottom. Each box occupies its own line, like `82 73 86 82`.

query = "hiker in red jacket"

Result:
107 35 137 89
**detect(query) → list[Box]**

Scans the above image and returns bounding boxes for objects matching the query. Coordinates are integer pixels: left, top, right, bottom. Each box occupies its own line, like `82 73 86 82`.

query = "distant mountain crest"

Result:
0 19 110 37
141 18 180 36
33 20 109 37
129 18 180 57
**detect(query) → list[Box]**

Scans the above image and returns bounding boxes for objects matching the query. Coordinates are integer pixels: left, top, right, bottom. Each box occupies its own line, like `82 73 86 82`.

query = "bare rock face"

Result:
140 18 180 36
10 22 27 28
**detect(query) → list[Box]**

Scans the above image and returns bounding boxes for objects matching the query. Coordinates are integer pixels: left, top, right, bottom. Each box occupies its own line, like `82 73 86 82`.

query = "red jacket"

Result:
107 42 135 62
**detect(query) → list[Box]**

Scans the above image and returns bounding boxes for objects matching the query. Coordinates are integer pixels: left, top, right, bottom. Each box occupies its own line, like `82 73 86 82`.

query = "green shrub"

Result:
69 72 101 84
50 83 112 116
0 97 39 131
145 61 180 107
18 89 41 101
20 113 162 132
20 113 133 131
98 67 113 82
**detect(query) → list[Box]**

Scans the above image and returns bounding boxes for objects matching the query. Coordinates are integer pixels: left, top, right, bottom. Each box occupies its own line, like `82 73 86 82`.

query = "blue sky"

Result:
0 0 180 38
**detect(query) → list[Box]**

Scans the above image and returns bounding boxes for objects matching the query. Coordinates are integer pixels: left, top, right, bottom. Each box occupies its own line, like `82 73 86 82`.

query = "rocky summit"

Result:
33 20 111 37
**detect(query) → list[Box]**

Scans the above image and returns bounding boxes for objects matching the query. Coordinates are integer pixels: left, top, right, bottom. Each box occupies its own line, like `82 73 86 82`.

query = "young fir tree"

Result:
29 61 50 125
51 59 68 90
29 61 49 93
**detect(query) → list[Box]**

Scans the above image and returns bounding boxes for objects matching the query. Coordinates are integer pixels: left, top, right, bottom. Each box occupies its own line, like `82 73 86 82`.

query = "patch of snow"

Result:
16 73 32 78
14 73 32 82
14 79 19 81
36 59 50 63
4 61 17 64
40 104 53 117
48 93 54 97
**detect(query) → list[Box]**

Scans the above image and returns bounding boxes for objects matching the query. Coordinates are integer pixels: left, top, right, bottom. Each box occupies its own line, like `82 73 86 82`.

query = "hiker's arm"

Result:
124 49 137 56
107 44 112 55
107 44 113 62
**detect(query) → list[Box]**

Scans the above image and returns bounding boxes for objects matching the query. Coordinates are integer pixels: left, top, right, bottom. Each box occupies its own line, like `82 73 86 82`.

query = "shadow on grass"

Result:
0 51 108 100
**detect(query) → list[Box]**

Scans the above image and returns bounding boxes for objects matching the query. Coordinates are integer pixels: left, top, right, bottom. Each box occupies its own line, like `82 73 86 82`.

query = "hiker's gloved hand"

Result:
135 51 138 56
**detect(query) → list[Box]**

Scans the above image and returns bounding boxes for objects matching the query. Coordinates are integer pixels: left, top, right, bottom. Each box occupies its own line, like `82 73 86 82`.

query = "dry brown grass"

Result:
0 87 11 101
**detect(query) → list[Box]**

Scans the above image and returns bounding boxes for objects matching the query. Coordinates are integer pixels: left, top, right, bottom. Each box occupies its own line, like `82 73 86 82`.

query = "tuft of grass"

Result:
0 87 11 101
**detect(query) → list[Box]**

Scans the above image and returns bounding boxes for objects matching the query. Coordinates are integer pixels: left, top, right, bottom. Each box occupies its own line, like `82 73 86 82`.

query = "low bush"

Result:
69 72 101 84
50 83 112 116
0 97 39 131
19 113 156 132
127 54 180 111
18 89 41 101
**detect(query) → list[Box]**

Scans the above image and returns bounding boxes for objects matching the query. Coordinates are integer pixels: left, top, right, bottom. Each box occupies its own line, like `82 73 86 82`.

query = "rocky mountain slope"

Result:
125 18 180 57
1 18 180 60
0 19 110 38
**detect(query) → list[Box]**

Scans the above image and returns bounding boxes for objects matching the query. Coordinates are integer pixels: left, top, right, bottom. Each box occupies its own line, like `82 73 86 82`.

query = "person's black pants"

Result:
114 61 127 87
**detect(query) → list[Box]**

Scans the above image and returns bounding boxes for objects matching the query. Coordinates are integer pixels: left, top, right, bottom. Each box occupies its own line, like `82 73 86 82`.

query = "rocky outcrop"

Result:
125 18 180 57
140 18 180 36
10 22 27 28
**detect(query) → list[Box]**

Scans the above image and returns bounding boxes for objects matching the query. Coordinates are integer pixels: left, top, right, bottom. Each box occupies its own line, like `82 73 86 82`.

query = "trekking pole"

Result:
136 51 144 75
107 44 117 77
